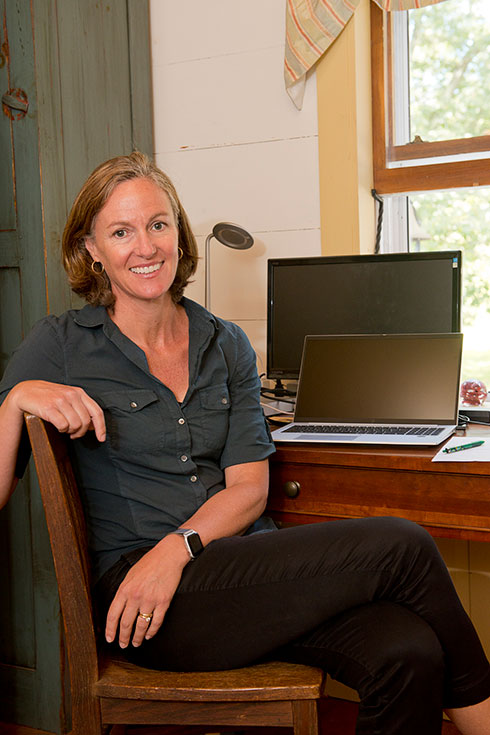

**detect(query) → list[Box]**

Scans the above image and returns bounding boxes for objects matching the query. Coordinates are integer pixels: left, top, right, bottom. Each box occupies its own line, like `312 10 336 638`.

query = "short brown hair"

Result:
62 152 199 308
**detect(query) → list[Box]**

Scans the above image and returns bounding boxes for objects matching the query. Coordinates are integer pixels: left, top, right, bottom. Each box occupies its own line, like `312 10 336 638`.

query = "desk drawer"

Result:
268 457 490 540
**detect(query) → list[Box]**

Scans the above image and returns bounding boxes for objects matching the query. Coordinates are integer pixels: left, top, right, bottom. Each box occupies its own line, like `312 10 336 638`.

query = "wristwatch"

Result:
172 528 203 560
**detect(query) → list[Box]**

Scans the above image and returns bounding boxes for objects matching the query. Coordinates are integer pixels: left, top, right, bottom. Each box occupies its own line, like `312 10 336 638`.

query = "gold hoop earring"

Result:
178 247 183 260
91 260 105 274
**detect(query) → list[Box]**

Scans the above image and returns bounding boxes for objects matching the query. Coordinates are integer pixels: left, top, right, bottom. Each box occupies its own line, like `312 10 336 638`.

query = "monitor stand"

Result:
271 379 296 398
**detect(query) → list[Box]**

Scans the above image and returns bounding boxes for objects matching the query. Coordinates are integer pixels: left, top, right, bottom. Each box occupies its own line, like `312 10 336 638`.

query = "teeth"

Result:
130 262 163 274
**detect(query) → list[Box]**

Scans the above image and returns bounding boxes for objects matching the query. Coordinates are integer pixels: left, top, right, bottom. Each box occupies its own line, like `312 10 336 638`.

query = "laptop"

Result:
271 333 463 446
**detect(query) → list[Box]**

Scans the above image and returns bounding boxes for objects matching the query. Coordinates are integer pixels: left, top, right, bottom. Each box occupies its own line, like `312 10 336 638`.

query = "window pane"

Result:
409 0 490 143
410 187 490 388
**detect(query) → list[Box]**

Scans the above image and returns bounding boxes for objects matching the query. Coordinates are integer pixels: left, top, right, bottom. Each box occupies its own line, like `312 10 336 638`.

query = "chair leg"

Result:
292 700 319 735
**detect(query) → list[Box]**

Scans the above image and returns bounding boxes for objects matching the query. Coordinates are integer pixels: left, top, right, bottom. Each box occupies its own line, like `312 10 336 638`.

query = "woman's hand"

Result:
105 533 191 648
9 380 106 441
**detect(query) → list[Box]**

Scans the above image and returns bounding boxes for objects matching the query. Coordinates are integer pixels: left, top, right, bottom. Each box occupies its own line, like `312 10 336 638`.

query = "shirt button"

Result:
180 455 188 462
221 397 228 405
190 475 198 483
130 401 138 408
178 418 185 425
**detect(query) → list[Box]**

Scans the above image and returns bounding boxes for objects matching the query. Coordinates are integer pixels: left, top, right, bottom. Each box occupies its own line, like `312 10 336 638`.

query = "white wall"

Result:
150 0 321 377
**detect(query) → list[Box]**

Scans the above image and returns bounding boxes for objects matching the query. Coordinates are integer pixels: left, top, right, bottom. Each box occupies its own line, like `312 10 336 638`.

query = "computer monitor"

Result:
266 251 462 385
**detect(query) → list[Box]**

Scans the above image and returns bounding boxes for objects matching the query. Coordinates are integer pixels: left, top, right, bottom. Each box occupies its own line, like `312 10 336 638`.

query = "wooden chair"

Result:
25 414 324 735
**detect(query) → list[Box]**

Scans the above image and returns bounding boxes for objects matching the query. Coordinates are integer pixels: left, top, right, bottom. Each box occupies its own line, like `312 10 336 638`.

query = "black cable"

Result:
259 376 297 399
372 189 384 254
260 388 296 404
458 413 490 427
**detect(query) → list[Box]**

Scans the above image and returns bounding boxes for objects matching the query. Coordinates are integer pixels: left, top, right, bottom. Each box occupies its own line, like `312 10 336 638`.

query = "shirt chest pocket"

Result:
198 384 231 451
101 389 164 456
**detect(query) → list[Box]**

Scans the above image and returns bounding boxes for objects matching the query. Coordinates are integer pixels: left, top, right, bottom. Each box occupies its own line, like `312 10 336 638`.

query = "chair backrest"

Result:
25 414 99 695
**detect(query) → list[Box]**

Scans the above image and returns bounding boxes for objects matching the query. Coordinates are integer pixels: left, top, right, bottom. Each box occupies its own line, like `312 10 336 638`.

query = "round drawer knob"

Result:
283 480 300 498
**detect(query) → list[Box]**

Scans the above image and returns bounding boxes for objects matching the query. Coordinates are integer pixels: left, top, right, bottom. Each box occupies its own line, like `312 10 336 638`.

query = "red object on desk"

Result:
460 379 487 406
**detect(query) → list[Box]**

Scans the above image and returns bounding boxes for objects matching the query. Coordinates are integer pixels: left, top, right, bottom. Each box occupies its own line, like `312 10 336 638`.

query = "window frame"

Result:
370 1 490 195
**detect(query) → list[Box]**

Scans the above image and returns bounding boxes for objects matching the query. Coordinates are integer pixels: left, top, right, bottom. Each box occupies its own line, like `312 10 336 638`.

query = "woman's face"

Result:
86 177 180 308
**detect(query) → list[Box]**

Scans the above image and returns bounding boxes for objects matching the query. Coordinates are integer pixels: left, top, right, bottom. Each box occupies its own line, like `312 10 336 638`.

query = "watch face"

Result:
187 531 203 556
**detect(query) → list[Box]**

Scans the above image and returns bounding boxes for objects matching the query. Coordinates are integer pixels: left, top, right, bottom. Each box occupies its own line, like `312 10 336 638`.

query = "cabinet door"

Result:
0 1 64 731
0 1 152 731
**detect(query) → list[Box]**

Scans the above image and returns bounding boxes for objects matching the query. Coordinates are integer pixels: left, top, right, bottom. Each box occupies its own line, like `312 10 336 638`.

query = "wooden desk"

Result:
267 428 490 543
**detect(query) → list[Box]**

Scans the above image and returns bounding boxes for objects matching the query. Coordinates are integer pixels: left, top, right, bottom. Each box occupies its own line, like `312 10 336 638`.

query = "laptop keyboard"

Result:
283 424 444 436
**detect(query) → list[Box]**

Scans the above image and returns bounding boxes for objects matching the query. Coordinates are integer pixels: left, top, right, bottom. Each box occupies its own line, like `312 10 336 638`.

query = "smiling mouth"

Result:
129 261 163 275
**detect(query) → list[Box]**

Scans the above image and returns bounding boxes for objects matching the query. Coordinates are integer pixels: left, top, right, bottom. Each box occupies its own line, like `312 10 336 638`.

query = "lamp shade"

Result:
211 222 254 250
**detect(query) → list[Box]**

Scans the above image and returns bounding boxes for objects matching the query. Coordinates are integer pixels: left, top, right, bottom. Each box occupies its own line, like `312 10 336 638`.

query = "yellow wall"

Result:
317 0 374 256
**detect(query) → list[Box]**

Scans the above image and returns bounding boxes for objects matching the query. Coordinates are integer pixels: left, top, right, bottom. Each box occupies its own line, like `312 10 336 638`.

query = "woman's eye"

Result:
152 221 165 231
114 229 127 238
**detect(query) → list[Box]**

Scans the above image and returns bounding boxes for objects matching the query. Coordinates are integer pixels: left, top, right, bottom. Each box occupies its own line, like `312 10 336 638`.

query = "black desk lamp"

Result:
204 222 254 311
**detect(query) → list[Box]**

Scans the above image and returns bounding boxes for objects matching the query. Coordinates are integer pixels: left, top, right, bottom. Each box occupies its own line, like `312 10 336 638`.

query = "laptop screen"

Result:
294 334 463 425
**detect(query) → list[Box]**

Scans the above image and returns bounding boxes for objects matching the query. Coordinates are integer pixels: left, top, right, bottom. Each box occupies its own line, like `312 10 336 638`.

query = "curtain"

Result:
285 0 449 109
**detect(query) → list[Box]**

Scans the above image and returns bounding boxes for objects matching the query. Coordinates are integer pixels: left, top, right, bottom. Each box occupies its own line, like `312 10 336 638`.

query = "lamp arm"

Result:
204 233 214 311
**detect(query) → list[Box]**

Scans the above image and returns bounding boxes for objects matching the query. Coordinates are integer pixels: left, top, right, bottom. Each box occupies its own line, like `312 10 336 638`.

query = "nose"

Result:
135 231 157 258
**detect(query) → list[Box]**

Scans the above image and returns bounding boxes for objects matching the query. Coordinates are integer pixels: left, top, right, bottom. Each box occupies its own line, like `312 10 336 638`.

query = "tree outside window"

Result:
408 0 490 144
371 0 490 386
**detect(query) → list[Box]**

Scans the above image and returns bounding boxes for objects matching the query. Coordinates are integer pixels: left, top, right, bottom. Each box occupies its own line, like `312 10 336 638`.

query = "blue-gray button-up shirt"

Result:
0 298 275 579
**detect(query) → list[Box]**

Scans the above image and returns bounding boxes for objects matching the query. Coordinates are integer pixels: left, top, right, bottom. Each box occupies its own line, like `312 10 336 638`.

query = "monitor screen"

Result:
266 251 462 381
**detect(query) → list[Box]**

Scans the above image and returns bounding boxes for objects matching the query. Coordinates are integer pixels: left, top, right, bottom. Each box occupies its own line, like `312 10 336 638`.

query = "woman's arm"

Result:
0 388 25 507
105 458 269 648
184 459 269 542
0 380 106 509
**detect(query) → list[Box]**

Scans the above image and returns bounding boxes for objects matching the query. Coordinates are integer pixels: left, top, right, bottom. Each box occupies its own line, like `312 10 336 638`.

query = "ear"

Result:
84 236 100 264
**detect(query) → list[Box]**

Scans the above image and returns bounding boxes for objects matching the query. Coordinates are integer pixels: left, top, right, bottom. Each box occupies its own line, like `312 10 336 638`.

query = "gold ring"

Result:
138 612 153 623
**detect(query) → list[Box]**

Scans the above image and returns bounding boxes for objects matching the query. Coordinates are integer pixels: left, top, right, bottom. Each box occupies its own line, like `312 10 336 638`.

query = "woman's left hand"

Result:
105 533 190 648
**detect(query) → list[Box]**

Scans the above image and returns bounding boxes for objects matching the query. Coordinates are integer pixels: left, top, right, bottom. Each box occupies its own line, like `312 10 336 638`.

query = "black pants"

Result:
96 518 490 735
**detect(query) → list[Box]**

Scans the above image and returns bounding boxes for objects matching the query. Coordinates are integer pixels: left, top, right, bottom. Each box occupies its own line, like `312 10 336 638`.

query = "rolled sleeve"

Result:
0 316 65 392
0 316 66 478
220 326 275 469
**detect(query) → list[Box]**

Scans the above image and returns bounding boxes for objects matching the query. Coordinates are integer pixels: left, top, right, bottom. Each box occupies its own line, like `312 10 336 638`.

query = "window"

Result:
410 187 490 385
371 0 490 386
371 0 490 194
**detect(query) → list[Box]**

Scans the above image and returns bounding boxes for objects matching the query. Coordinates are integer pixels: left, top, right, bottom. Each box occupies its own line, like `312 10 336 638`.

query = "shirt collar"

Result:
73 304 109 328
180 297 218 332
72 298 217 329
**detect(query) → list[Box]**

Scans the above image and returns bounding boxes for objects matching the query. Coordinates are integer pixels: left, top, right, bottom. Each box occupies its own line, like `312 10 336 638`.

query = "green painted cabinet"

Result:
0 1 153 730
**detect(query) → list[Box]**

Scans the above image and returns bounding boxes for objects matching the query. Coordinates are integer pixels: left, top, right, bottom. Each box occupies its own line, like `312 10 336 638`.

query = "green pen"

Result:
443 440 485 454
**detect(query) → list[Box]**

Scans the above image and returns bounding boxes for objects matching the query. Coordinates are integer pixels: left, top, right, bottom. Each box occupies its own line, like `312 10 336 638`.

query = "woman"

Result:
0 152 489 735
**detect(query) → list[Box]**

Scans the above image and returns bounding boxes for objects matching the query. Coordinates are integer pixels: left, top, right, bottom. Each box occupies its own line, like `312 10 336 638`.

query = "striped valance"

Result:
285 0 449 108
